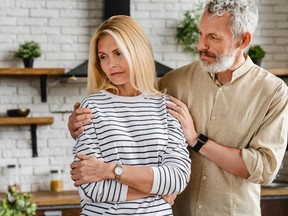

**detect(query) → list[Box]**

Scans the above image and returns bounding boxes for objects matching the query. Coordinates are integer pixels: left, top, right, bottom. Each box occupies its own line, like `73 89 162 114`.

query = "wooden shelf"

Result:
0 117 53 125
267 68 288 77
0 68 65 102
0 68 64 75
0 117 54 157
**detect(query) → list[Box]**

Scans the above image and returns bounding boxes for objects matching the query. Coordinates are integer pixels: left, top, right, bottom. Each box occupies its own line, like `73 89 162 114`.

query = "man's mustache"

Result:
199 50 216 58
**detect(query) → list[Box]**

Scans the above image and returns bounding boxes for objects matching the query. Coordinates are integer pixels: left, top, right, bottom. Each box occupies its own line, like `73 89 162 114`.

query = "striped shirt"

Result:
73 90 191 216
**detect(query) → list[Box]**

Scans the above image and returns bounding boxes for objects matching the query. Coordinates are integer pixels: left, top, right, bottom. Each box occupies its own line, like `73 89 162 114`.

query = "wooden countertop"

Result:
261 185 288 197
0 190 80 206
31 190 80 206
1 188 288 206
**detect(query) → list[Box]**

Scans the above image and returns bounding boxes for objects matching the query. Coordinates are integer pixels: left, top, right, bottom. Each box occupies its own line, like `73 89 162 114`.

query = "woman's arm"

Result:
72 100 191 196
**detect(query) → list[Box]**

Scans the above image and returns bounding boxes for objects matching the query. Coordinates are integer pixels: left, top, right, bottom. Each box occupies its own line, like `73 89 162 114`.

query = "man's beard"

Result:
199 48 237 74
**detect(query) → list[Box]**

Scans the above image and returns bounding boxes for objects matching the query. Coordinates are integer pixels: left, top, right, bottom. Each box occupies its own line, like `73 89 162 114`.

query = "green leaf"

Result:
176 5 203 56
14 41 42 59
0 186 36 216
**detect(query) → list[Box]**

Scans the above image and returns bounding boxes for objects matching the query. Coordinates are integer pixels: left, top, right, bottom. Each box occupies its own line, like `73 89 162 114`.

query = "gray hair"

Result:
204 0 258 38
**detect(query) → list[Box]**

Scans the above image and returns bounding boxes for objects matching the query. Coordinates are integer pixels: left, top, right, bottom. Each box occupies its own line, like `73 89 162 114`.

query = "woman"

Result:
71 15 191 215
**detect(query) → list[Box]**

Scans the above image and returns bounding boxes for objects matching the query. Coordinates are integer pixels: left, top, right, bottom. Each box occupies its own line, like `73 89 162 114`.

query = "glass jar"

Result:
3 164 21 191
50 169 64 192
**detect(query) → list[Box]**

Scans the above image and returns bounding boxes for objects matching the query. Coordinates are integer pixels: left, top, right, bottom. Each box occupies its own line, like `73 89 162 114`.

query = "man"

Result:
68 0 288 215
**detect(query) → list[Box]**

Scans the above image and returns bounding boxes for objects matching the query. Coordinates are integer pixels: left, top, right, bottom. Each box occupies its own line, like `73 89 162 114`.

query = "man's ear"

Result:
238 32 252 49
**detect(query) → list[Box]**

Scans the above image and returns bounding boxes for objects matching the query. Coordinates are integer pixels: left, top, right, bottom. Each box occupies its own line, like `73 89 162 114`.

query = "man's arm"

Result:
167 96 250 179
68 102 93 139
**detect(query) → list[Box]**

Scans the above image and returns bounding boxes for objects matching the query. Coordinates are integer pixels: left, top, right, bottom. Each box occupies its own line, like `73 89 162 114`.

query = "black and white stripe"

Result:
74 90 191 216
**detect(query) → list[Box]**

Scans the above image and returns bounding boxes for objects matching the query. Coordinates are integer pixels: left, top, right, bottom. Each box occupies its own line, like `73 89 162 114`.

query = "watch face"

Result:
115 166 123 175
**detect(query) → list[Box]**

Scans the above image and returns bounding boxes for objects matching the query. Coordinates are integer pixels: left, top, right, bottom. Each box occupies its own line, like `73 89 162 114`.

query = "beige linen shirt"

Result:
158 57 288 216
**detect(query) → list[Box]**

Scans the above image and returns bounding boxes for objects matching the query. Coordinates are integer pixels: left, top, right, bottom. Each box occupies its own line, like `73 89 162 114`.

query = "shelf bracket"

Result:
40 75 47 102
30 124 38 157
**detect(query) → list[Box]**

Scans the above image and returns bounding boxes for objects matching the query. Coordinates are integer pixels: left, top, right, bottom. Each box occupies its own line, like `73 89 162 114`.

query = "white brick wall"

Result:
0 0 287 192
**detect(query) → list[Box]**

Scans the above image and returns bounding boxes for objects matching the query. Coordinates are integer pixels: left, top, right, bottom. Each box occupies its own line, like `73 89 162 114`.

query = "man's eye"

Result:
210 35 219 40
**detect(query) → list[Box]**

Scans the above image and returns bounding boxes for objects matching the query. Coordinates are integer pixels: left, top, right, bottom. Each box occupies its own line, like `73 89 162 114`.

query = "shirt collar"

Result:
209 54 255 85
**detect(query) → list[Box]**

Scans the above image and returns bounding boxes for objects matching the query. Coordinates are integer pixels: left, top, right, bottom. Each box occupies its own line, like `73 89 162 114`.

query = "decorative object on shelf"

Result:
6 108 30 117
0 186 37 216
247 45 266 66
14 41 42 68
176 4 203 56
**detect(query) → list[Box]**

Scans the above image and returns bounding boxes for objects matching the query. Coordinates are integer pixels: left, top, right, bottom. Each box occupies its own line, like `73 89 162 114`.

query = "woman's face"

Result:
98 34 131 87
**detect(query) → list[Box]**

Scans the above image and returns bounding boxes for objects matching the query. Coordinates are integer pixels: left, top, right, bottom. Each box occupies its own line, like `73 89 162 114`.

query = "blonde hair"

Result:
87 15 161 96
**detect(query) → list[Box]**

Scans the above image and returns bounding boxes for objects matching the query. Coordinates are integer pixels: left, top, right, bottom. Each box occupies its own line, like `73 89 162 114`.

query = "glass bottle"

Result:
50 169 64 192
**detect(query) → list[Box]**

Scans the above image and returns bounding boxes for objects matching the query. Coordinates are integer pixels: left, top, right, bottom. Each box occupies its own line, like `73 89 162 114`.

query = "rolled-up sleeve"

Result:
242 83 288 185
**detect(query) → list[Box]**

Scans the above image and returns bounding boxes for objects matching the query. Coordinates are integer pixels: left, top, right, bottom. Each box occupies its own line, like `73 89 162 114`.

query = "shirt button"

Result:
199 204 203 209
212 116 216 120
219 88 223 92
202 176 207 180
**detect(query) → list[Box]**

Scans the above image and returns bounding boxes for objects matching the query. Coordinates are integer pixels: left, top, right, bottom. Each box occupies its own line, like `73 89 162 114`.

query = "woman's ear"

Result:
238 32 252 49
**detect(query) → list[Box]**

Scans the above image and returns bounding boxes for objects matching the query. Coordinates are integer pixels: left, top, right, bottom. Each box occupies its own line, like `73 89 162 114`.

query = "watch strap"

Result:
192 134 208 152
114 164 123 181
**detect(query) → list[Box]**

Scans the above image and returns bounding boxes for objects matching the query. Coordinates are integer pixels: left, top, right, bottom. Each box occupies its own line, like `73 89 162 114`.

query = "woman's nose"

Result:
108 58 117 69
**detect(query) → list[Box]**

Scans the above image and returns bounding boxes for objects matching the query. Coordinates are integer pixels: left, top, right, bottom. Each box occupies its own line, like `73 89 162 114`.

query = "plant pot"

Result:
23 58 34 68
251 58 262 66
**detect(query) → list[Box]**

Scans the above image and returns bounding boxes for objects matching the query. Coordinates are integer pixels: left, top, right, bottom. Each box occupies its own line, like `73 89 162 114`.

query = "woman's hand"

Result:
161 194 177 206
68 102 93 139
70 154 114 186
166 96 198 147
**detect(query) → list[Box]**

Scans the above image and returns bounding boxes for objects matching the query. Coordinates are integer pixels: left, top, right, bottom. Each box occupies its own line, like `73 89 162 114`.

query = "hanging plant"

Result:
176 5 203 56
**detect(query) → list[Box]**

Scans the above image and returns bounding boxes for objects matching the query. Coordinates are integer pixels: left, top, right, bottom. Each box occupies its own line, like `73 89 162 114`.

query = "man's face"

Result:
197 11 239 73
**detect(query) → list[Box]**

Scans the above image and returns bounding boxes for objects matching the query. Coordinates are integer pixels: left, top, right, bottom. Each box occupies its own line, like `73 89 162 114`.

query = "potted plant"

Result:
0 186 37 215
15 41 42 68
247 45 266 66
176 5 203 56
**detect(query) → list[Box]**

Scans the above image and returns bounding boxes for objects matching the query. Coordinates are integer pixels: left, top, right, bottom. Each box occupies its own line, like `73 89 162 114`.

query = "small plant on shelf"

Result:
0 185 37 216
247 45 266 66
15 41 42 68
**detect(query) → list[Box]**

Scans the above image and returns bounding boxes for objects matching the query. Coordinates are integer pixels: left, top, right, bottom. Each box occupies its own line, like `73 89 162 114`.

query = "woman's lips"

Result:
111 71 123 76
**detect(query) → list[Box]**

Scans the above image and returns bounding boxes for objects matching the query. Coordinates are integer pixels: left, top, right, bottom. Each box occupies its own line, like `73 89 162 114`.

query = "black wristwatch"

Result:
192 134 208 152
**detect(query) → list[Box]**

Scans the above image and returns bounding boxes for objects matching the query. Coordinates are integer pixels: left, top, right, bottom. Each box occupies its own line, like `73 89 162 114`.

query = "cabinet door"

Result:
261 198 288 216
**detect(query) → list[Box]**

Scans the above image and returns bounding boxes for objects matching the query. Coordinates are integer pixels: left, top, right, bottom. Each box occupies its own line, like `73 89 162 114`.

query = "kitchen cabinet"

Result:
261 198 288 216
261 185 288 216
0 68 65 102
0 117 54 157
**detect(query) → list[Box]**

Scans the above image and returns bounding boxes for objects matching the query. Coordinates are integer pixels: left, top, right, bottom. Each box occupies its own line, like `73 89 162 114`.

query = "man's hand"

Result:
161 194 177 206
68 102 93 139
70 154 113 186
166 96 198 147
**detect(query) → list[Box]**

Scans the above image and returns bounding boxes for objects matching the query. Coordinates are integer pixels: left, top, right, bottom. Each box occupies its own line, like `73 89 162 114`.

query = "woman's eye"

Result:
116 51 123 56
99 55 106 60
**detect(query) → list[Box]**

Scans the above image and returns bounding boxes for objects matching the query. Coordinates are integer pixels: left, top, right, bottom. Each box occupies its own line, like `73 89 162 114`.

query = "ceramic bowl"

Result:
7 108 30 117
